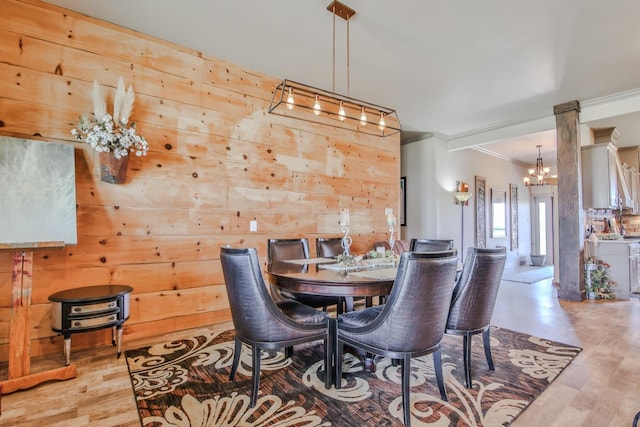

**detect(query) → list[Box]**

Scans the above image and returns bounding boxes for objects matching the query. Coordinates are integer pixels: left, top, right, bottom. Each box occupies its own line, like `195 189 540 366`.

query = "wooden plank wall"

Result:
0 0 400 361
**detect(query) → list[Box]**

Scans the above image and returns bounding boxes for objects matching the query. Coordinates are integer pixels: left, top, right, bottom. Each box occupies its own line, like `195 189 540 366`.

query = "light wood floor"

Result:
1 274 639 427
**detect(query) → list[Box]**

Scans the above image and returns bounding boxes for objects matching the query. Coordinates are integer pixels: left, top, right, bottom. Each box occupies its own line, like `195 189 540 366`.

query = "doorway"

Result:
532 195 554 265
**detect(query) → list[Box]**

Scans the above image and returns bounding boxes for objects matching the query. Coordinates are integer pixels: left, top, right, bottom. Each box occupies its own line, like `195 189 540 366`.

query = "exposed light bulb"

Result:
338 101 346 121
378 112 386 131
286 87 294 110
360 107 367 126
528 168 535 175
313 95 321 116
543 167 550 174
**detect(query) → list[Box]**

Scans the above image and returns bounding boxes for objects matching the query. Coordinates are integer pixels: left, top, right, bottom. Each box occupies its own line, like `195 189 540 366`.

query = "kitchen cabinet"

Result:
582 142 619 209
582 142 634 210
618 146 640 213
623 165 639 214
590 240 640 300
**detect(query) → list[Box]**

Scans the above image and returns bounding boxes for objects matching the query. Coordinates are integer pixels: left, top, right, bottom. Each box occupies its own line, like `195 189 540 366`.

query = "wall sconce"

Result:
268 1 401 137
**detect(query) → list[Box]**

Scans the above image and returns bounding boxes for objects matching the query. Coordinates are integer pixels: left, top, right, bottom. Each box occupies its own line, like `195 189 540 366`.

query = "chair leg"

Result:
463 333 472 388
229 337 242 381
285 346 293 358
250 344 261 408
344 296 354 312
324 320 334 389
401 355 412 427
482 328 494 371
334 335 343 389
433 348 448 401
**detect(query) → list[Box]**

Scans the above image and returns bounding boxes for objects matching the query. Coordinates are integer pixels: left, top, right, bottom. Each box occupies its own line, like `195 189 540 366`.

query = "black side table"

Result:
49 284 133 365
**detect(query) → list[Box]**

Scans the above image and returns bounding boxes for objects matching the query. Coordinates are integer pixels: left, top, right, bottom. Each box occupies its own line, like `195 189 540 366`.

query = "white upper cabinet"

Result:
582 142 620 209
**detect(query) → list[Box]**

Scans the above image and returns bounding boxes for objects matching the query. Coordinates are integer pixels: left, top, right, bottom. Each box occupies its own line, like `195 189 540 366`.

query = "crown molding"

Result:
580 88 640 123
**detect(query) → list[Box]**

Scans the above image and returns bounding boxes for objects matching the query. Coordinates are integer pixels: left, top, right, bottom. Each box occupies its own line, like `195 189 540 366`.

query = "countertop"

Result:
592 238 640 244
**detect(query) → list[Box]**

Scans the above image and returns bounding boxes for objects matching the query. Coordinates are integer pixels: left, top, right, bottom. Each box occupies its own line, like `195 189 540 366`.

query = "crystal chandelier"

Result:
523 145 550 186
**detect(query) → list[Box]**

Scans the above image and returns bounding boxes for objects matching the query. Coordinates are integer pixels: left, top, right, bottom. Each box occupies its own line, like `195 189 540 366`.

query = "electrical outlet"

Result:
250 220 258 232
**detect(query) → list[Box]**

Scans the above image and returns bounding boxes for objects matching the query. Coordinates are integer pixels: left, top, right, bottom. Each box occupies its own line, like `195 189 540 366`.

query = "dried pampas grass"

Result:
113 77 135 124
91 80 107 120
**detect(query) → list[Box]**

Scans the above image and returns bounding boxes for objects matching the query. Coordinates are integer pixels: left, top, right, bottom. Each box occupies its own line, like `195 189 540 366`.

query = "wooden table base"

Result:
1 364 77 395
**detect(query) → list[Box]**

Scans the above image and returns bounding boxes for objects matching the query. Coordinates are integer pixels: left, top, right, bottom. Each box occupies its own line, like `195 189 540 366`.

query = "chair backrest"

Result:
364 250 458 352
267 238 310 265
220 247 301 341
374 239 410 255
410 238 454 252
316 237 345 257
446 247 507 332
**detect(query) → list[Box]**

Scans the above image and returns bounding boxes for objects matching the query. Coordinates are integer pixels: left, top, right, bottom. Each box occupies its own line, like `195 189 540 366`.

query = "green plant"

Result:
584 258 616 300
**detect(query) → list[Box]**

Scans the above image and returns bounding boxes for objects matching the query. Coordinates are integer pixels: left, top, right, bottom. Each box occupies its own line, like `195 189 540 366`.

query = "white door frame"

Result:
531 194 554 264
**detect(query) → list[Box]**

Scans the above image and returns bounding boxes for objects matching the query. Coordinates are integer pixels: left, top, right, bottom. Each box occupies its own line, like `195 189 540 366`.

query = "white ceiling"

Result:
43 0 640 169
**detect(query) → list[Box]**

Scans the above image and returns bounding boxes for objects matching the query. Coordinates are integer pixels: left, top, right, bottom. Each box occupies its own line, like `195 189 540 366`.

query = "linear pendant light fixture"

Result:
268 1 401 137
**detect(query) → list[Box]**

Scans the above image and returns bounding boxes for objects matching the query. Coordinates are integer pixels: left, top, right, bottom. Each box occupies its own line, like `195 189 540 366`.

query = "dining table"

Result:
265 257 396 300
266 257 398 372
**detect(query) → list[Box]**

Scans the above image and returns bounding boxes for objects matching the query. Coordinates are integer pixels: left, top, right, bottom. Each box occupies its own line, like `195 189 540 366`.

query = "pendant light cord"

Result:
332 5 351 96
332 6 336 93
347 14 350 97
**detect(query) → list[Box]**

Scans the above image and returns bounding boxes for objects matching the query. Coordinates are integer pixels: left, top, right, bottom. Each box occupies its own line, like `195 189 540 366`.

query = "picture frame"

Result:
475 176 487 248
491 188 507 238
0 136 77 246
510 183 518 250
400 176 406 226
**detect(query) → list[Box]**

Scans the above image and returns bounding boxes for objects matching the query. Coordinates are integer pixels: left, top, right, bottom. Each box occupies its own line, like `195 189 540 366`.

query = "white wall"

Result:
401 136 532 268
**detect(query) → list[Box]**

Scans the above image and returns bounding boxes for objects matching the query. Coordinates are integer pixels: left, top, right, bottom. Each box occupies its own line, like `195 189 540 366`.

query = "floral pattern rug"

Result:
125 327 581 426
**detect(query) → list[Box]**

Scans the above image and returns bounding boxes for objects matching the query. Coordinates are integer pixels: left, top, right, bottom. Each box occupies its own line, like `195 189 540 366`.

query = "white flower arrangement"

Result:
71 78 148 159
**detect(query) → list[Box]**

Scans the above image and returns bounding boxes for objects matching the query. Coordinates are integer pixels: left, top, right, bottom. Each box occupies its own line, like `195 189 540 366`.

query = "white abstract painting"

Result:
0 137 77 245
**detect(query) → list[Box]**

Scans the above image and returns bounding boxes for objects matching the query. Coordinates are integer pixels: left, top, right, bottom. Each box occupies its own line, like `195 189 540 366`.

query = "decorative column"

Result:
554 100 585 301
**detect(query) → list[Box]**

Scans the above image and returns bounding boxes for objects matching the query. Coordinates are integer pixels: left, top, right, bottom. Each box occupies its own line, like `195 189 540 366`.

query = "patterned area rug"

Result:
126 327 581 426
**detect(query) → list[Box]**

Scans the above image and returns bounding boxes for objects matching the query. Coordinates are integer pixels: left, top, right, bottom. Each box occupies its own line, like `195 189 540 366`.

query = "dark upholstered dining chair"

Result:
268 238 344 313
374 239 410 255
410 238 454 252
334 250 458 427
315 237 346 257
220 247 332 407
445 247 507 388
316 237 361 311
